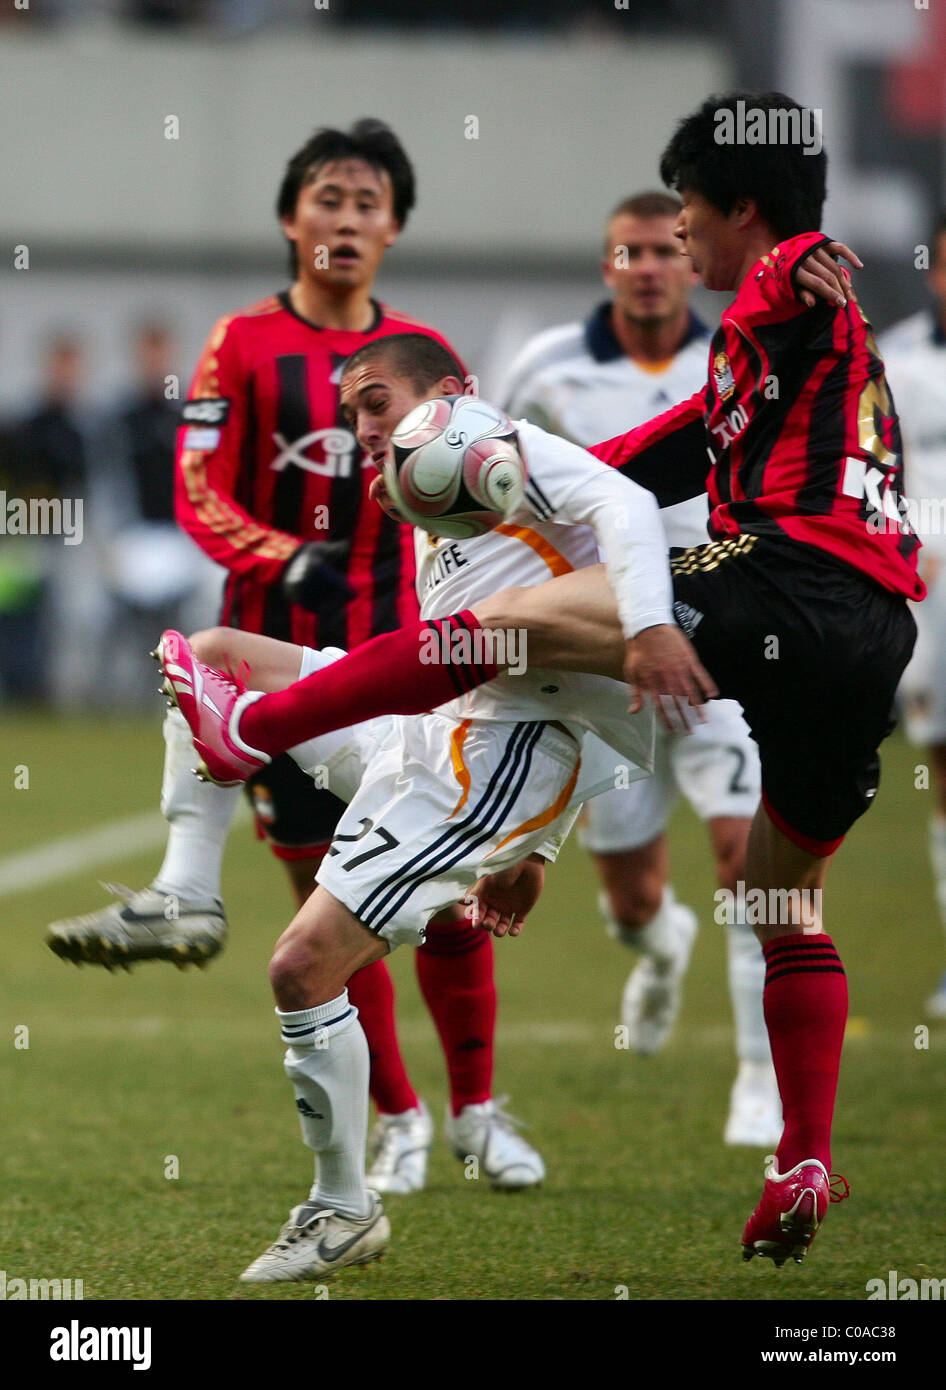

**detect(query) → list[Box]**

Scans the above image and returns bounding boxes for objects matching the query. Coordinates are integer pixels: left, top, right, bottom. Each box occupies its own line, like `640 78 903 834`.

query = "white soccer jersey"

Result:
880 309 946 562
501 303 712 547
414 418 672 794
880 308 946 742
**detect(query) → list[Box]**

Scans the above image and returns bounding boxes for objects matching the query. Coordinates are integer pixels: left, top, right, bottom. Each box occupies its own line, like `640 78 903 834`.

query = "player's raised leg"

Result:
168 563 670 781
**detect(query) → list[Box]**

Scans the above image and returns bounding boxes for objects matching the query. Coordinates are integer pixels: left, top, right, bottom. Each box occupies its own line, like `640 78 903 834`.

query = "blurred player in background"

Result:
100 320 221 706
880 210 946 1020
501 191 778 1147
47 120 544 1193
9 333 93 703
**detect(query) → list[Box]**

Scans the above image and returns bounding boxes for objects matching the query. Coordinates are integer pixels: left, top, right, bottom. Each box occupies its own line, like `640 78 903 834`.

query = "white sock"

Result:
279 992 371 1219
285 646 366 800
726 897 772 1065
929 818 946 932
602 885 681 966
151 708 240 902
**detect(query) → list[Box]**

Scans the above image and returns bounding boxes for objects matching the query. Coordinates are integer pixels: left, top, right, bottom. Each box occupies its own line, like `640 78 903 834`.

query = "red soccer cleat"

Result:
741 1155 849 1267
155 630 269 786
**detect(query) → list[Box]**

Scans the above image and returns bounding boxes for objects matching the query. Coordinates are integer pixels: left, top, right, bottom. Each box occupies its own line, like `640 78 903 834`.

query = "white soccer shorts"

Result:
315 712 581 949
898 564 946 746
579 697 760 854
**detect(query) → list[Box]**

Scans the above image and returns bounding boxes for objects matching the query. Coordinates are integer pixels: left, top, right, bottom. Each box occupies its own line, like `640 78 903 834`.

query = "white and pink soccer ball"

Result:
383 395 527 540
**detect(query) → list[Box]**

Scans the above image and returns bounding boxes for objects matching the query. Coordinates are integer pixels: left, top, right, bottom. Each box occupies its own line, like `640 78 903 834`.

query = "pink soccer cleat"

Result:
155 630 269 786
741 1155 849 1267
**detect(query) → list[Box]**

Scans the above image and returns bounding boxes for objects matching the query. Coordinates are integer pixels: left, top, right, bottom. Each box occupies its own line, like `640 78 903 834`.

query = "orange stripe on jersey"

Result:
447 718 474 818
493 525 574 577
485 752 580 857
179 449 297 561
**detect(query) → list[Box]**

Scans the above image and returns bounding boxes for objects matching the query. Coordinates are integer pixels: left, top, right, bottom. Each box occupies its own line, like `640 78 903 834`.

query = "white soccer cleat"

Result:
620 903 698 1055
445 1097 545 1190
239 1194 389 1283
366 1102 433 1195
924 971 946 1021
724 1059 783 1148
46 883 227 970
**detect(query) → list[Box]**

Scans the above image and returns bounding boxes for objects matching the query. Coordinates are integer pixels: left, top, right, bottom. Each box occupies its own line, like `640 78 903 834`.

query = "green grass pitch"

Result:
1 710 944 1302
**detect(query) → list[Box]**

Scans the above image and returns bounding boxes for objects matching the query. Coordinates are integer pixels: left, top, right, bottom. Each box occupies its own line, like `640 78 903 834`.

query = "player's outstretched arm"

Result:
466 854 546 938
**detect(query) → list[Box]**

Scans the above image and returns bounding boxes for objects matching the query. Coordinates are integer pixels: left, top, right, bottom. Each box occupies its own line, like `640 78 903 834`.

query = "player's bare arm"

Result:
472 565 716 730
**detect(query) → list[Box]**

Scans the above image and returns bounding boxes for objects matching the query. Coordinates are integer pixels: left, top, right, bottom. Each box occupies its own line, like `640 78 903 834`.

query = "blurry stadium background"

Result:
2 0 945 1307
1 0 944 704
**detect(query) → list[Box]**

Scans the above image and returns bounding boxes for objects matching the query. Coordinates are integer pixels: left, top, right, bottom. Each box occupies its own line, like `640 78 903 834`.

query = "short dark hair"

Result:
604 191 682 252
608 190 682 224
276 119 416 277
659 91 827 240
341 334 465 394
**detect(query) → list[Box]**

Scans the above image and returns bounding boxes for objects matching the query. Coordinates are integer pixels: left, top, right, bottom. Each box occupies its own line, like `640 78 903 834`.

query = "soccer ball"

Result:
383 395 527 540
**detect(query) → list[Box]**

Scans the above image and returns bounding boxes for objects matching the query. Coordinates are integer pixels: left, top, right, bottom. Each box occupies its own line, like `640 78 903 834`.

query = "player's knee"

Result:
473 584 532 633
268 934 329 1002
609 875 664 929
189 626 230 667
714 845 744 896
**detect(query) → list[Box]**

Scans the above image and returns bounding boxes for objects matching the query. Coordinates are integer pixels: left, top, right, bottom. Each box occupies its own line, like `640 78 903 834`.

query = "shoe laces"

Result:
368 1121 404 1171
217 655 250 696
829 1173 850 1203
276 1204 334 1249
486 1095 528 1135
99 881 137 903
369 1112 423 1170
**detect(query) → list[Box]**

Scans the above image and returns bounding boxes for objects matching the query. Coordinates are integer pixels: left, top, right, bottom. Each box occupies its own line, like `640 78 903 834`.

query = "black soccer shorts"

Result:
670 532 917 855
245 754 347 861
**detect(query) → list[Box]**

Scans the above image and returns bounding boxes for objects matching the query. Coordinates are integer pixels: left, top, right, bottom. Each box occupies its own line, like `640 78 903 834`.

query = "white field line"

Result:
0 806 248 899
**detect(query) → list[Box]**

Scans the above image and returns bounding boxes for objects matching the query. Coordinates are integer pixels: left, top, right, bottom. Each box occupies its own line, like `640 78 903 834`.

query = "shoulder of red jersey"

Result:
211 295 284 338
375 304 453 343
738 232 834 314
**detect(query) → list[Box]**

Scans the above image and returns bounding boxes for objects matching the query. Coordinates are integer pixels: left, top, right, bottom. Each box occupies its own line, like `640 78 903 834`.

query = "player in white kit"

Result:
880 211 946 1019
160 333 671 1281
501 191 779 1145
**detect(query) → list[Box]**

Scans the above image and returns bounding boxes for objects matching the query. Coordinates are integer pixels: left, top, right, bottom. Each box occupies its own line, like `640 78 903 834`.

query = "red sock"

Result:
241 611 499 757
763 933 848 1172
347 959 420 1116
416 909 496 1116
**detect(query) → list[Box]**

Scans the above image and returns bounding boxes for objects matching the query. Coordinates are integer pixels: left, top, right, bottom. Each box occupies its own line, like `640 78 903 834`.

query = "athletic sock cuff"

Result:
277 991 355 1044
762 933 844 986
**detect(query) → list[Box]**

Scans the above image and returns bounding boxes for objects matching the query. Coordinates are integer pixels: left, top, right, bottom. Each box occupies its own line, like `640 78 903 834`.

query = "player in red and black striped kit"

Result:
176 93 920 1265
48 121 544 1194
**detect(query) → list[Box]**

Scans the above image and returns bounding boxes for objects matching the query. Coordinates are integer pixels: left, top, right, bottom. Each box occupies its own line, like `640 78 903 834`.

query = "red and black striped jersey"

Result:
174 293 464 648
590 232 925 601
